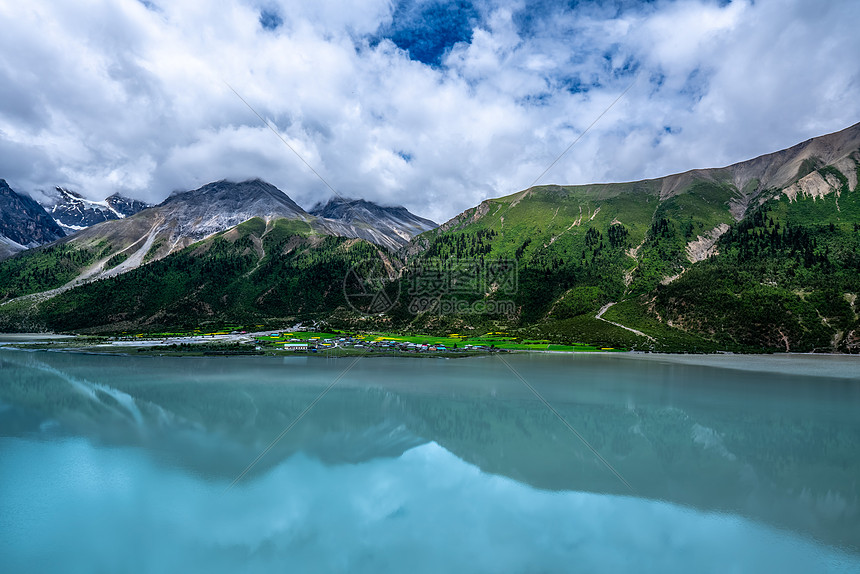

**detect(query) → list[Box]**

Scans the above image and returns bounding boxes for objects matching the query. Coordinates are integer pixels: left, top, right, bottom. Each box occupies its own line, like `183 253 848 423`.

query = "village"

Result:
255 332 500 354
9 329 613 355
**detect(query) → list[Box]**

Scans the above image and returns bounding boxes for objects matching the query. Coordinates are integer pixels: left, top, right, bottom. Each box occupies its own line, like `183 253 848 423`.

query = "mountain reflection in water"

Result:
1 349 858 572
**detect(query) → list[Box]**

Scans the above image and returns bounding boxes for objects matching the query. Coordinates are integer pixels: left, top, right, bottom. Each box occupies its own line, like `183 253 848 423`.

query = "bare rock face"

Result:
106 194 151 217
436 200 491 233
310 196 437 250
723 123 860 206
0 179 65 259
660 122 860 218
158 179 310 240
782 170 846 203
686 223 731 263
41 187 151 233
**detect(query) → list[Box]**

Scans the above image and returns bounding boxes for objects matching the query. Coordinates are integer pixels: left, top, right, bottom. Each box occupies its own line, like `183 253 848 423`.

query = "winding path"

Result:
595 302 656 342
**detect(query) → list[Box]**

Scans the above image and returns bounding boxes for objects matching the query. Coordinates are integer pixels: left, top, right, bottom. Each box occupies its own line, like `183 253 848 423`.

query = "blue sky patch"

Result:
259 9 283 31
559 75 592 94
513 0 659 36
518 92 554 107
376 0 481 66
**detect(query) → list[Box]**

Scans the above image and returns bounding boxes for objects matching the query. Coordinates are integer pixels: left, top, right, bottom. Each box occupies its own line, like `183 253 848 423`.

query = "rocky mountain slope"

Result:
156 178 309 240
0 179 434 299
13 179 321 287
42 187 151 233
0 180 65 260
105 193 150 217
311 197 437 250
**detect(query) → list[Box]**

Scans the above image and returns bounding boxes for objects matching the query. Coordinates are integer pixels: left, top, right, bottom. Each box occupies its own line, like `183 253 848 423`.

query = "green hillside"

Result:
649 175 860 352
0 239 117 300
0 218 392 333
397 152 860 351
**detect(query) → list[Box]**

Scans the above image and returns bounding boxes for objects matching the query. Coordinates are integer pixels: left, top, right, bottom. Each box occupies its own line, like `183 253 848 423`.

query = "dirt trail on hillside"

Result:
595 302 656 342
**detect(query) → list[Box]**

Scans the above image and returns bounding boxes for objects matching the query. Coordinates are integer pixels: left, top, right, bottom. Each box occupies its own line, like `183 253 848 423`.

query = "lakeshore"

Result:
0 329 624 357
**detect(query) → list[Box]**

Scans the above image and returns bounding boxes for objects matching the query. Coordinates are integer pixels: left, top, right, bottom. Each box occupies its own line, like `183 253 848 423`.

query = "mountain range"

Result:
59 179 436 275
310 197 437 250
0 178 437 263
43 187 151 233
0 121 858 352
0 179 66 260
0 178 437 302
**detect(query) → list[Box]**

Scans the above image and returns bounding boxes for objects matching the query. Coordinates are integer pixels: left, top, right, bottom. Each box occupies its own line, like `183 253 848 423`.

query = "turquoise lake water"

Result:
1 349 859 572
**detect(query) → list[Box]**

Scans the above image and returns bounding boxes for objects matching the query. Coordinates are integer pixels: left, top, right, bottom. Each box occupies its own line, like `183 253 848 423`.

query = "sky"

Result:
1 0 859 223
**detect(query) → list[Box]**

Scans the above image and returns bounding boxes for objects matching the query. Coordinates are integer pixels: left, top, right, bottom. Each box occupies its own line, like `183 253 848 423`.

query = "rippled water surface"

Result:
1 349 859 573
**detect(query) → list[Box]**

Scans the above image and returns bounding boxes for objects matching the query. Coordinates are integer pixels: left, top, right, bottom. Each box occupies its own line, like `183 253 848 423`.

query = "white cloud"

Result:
0 0 859 223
